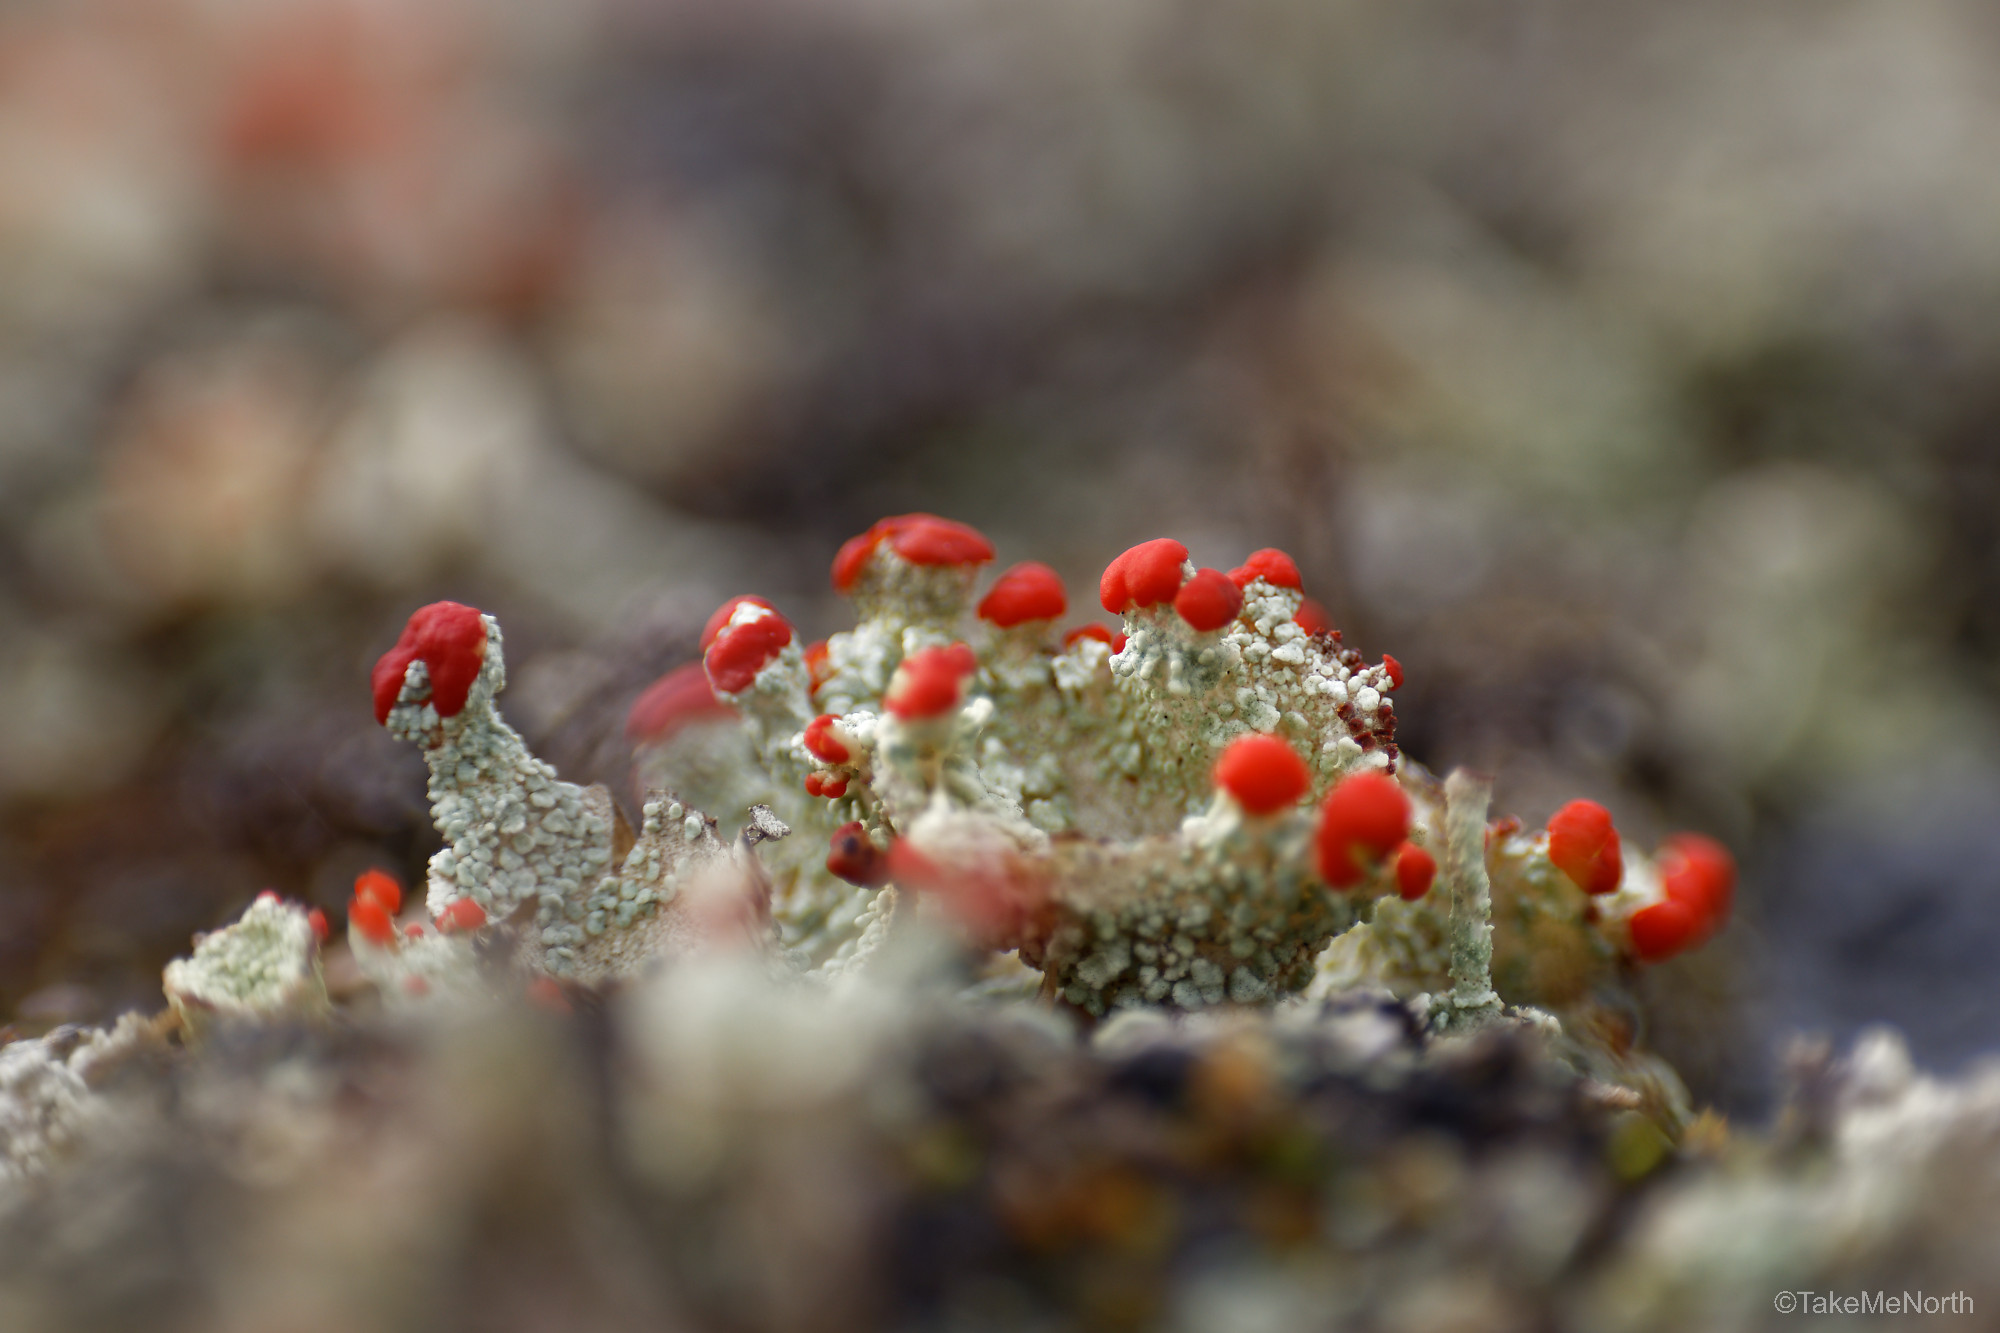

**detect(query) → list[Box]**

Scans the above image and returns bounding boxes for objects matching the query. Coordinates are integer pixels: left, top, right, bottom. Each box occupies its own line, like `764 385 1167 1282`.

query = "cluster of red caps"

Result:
1211 735 1436 900
681 516 1353 727
800 714 854 795
347 869 403 946
1544 798 1734 962
1098 540 1338 641
621 519 1370 765
614 512 1734 966
1208 739 1735 960
344 868 486 947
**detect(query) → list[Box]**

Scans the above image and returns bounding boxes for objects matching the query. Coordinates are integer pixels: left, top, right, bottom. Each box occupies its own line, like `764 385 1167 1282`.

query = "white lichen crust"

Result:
1025 805 1362 1016
0 1036 95 1190
163 896 328 1036
516 794 777 986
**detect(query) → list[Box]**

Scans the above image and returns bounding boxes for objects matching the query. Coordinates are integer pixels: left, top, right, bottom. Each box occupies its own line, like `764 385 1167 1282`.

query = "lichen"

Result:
617 518 1731 1041
345 518 1739 1061
162 893 328 1036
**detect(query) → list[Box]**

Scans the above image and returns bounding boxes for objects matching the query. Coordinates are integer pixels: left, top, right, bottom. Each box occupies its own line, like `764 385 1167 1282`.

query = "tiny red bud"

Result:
307 908 330 942
803 714 851 764
1660 833 1735 939
1227 548 1302 591
1629 835 1735 961
1213 734 1311 814
1173 568 1243 632
1394 842 1436 900
1547 800 1624 896
1628 900 1699 963
1382 654 1404 691
827 821 889 886
1063 624 1116 648
884 643 976 720
1315 772 1411 888
1294 598 1333 637
977 561 1067 627
349 896 395 946
354 869 403 917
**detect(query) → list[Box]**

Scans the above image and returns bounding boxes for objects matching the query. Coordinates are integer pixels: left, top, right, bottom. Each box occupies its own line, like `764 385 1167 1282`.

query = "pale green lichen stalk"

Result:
162 894 328 1036
382 618 619 934
377 609 783 981
1433 769 1504 1032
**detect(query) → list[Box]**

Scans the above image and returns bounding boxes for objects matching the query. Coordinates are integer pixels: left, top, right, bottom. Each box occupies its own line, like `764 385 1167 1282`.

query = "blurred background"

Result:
4 0 2000 1113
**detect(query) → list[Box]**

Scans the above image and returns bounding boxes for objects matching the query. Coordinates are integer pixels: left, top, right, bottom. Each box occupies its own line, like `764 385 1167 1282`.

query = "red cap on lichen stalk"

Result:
1627 833 1735 963
802 713 853 764
1213 734 1311 815
1315 772 1411 888
1394 843 1436 900
348 895 396 947
701 596 776 651
371 601 488 725
353 869 403 917
1228 548 1303 591
347 869 403 947
626 663 737 744
978 562 1067 628
832 514 995 592
1547 800 1623 896
826 821 889 887
703 601 795 694
884 643 978 720
1173 568 1243 632
1099 538 1188 615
